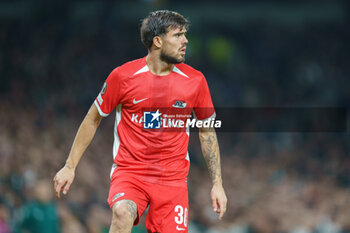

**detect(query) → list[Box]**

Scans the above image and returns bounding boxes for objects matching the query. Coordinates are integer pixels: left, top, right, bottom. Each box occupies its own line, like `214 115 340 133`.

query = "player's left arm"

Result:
199 126 227 220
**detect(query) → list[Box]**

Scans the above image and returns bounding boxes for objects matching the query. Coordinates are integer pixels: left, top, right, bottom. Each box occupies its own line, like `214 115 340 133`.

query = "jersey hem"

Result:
111 170 188 188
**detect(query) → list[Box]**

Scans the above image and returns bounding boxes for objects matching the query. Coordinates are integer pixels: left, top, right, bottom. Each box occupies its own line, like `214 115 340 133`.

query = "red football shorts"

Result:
108 173 189 233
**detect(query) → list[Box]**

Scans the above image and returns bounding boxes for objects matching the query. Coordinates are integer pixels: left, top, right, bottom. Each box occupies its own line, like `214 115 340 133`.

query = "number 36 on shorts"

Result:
174 205 188 229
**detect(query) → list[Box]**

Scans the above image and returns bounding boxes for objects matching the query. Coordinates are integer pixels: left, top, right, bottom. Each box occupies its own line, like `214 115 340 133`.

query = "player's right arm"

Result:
54 67 121 198
53 103 102 198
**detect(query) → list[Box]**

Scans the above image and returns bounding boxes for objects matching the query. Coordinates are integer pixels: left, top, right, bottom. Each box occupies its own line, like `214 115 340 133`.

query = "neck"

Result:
146 52 174 76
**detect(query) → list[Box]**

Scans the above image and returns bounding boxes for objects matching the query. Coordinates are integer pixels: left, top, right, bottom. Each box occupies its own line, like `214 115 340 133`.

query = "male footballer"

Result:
53 10 227 233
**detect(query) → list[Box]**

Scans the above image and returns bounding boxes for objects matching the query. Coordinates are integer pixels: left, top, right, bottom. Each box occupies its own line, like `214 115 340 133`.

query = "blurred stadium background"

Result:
0 0 349 232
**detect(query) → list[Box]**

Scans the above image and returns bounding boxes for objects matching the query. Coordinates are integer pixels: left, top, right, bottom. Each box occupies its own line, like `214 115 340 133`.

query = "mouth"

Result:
180 47 186 55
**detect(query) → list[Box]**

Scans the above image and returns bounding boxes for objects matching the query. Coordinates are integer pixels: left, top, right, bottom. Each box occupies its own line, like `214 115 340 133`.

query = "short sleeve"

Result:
193 75 215 120
94 68 122 117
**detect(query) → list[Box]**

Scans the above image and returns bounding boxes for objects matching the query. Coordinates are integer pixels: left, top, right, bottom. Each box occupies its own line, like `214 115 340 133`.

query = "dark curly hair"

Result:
140 10 189 49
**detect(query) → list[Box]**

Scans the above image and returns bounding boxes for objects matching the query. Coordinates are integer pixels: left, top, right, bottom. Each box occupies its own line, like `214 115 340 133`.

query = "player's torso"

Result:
96 58 210 184
113 61 201 180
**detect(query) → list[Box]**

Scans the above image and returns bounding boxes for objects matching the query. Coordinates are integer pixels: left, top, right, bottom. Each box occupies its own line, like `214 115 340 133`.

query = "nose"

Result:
183 35 188 44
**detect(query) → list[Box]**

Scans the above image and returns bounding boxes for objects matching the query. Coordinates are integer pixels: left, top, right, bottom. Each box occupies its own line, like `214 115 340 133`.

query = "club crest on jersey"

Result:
100 82 107 95
172 100 187 108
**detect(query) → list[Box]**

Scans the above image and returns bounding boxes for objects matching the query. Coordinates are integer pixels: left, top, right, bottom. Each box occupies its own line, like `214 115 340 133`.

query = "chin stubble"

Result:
160 52 185 64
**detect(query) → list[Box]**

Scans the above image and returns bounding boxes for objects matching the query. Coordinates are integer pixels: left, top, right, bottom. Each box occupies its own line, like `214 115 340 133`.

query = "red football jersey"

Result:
94 57 215 186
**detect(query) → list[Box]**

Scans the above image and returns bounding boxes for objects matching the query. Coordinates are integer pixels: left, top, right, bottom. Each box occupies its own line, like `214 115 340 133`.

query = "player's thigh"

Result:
108 176 149 225
146 185 189 233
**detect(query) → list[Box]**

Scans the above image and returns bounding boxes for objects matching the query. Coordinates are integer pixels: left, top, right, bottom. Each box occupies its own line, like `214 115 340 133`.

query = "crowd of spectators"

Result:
0 1 349 233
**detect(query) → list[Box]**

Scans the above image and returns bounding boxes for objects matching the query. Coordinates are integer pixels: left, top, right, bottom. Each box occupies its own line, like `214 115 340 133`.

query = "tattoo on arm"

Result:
199 130 222 184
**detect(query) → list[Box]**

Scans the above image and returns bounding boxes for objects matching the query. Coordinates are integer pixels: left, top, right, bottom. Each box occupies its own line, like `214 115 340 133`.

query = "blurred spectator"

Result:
58 203 85 233
12 180 60 233
0 204 11 233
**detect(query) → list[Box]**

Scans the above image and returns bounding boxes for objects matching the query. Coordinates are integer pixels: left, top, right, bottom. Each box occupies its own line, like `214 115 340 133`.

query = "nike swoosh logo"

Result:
176 226 185 231
133 98 148 104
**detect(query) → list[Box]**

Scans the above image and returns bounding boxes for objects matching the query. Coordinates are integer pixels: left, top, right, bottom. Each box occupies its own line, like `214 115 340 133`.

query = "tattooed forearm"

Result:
199 129 222 184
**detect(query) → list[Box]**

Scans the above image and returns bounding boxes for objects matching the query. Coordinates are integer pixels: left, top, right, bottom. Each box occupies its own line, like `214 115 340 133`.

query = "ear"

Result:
153 36 163 49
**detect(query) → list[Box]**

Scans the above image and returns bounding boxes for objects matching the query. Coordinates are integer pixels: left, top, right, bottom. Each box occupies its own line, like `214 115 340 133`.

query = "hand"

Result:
53 165 75 198
210 183 227 220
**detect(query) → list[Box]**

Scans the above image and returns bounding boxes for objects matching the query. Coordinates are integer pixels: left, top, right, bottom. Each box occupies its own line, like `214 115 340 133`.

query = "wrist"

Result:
212 178 223 186
65 161 76 171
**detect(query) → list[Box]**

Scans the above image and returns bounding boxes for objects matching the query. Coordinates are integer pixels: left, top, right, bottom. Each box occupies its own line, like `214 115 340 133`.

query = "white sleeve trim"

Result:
94 100 109 117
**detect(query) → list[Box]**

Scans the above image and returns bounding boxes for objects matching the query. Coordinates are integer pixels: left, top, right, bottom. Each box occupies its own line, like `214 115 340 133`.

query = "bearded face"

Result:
159 27 188 64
